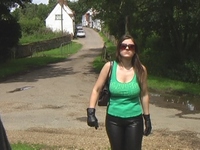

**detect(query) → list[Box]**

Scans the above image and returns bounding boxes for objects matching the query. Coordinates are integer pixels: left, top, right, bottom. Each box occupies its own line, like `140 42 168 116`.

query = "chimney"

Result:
57 0 67 6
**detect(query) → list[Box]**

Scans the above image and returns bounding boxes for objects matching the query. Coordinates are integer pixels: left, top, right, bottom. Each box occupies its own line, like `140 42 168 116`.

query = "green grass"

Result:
11 142 83 150
11 142 46 150
148 75 200 95
0 42 82 80
11 142 110 150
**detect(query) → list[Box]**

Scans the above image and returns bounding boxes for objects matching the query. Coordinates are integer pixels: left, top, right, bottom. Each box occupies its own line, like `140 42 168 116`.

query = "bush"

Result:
140 33 200 84
19 17 43 35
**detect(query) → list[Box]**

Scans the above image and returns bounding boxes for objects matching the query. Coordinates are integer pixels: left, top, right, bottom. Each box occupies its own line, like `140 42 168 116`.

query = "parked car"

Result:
76 25 83 30
76 30 86 38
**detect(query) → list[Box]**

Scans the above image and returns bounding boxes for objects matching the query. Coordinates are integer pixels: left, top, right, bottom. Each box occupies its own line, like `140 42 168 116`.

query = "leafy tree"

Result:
0 0 31 9
136 0 200 61
67 0 90 24
48 0 57 10
12 1 55 37
134 0 200 82
87 0 200 83
87 0 138 39
0 0 31 62
19 17 43 35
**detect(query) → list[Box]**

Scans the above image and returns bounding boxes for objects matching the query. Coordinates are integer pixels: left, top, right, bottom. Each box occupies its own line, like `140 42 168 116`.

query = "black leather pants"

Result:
106 114 143 150
0 117 11 150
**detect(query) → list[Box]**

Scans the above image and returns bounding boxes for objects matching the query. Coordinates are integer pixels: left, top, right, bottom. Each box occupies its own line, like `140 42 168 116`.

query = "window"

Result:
55 14 62 20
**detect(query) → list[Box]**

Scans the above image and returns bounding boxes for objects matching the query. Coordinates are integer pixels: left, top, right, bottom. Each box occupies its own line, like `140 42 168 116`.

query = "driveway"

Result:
0 27 200 150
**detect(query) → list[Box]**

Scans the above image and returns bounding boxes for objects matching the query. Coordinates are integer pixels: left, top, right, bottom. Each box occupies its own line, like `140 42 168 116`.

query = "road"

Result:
0 27 200 150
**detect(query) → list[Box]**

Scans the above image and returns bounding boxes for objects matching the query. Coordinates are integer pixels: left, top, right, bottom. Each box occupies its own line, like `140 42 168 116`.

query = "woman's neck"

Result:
120 60 133 71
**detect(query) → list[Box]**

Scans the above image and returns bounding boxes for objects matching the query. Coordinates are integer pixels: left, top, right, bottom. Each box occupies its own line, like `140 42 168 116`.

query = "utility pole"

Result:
61 1 63 35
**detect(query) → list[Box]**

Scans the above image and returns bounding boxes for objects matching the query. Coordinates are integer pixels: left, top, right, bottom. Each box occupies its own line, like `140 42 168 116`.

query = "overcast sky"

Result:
32 0 78 5
32 0 49 5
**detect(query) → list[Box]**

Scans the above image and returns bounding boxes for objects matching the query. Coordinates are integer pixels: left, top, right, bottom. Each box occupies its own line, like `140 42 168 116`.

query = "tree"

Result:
67 0 89 24
87 0 138 39
135 0 200 82
136 0 200 61
85 0 200 83
0 0 31 62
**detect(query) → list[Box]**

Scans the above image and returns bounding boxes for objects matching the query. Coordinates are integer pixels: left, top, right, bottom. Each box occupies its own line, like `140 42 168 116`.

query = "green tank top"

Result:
107 61 142 118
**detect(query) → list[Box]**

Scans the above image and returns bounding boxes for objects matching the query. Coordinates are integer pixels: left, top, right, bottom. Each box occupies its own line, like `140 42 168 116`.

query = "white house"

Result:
82 8 102 31
45 2 75 35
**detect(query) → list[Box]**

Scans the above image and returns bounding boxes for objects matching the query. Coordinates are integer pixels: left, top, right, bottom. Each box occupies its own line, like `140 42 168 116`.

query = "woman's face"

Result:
119 39 135 58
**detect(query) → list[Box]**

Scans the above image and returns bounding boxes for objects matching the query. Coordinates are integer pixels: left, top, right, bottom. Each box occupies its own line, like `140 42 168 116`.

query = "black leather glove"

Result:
87 108 99 129
143 114 152 136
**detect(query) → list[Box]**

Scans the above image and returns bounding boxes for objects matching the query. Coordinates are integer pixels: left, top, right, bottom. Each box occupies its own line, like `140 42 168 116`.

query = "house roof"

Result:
60 4 74 17
45 3 74 21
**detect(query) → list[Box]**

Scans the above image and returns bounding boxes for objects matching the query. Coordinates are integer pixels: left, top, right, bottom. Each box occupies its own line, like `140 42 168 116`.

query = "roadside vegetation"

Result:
94 32 200 96
0 42 82 81
11 143 45 150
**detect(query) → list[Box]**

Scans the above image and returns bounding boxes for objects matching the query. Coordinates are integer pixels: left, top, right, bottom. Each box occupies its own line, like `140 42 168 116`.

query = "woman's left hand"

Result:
143 114 152 136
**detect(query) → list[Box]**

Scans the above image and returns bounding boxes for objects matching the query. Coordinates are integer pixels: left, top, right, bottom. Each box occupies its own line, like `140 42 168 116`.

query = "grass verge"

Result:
11 142 46 150
0 42 82 81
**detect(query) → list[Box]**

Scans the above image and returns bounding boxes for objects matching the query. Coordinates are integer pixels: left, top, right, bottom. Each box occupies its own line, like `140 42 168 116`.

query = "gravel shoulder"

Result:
0 27 200 150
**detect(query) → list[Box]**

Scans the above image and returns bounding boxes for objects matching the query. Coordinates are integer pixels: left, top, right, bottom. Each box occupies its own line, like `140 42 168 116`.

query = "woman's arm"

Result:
89 61 111 108
140 66 150 115
140 66 152 136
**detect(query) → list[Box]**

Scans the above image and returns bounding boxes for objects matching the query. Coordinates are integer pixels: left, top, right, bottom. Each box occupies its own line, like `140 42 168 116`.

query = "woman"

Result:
87 34 152 150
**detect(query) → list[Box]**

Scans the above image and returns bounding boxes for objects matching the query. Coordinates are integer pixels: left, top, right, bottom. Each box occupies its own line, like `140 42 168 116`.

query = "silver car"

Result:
76 30 86 37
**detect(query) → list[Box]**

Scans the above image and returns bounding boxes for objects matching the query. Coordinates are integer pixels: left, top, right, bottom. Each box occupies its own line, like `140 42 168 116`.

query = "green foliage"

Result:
19 28 63 44
19 17 42 34
141 32 200 83
166 61 200 84
11 2 54 37
136 0 200 62
0 18 21 62
0 0 31 9
0 0 33 62
68 0 89 24
87 0 200 83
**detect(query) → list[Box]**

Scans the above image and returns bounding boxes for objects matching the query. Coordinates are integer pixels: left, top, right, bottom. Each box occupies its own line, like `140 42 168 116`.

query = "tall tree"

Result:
87 0 138 39
0 0 31 62
67 0 89 24
135 0 200 62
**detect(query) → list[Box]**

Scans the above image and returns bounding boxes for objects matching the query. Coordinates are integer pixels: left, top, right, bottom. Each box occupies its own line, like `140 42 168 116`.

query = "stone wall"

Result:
15 35 71 58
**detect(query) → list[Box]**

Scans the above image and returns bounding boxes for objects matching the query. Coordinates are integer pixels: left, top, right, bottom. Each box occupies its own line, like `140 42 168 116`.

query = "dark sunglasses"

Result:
120 43 135 50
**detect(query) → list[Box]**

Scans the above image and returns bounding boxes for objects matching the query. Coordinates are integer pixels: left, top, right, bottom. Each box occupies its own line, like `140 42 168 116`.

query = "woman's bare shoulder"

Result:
103 61 113 69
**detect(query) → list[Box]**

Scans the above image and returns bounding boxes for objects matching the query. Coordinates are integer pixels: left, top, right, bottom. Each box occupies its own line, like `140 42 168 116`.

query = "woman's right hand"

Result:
87 108 99 129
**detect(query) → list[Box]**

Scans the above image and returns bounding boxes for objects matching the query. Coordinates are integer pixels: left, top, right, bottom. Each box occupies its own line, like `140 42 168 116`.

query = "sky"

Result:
32 0 78 5
32 0 49 5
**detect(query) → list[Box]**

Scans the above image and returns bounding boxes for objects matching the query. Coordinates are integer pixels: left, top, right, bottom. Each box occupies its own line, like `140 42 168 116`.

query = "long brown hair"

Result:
115 34 145 88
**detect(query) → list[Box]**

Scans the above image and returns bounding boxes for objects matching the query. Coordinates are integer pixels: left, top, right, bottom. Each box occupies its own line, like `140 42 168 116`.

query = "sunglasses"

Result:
120 43 135 50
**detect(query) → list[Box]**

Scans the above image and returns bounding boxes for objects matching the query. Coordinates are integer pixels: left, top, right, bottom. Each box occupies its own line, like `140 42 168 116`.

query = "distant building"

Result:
82 8 102 31
45 0 75 35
